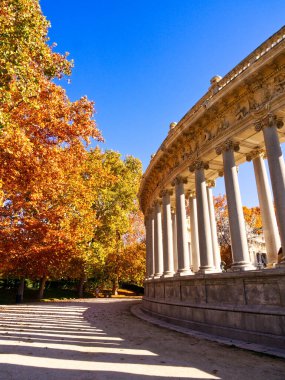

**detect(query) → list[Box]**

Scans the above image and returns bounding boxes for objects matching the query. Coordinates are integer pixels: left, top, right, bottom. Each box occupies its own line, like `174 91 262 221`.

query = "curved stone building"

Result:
139 26 285 349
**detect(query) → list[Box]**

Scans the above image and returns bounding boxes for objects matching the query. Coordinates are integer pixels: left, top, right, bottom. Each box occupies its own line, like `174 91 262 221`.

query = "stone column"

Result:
189 161 216 273
189 192 200 272
171 209 178 272
255 114 285 265
144 214 151 279
153 200 163 277
173 176 192 276
246 149 280 267
161 190 175 277
149 209 155 278
207 181 222 271
216 141 254 271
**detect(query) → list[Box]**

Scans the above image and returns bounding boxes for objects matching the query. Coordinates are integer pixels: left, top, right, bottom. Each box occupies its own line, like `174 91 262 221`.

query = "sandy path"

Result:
0 298 284 379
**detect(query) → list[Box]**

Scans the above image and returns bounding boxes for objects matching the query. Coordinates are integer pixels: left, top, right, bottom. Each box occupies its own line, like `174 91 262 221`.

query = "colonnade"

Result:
145 114 285 279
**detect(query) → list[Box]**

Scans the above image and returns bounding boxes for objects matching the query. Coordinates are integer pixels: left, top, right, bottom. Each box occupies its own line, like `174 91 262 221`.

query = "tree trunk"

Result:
78 275 86 298
38 276 47 299
112 275 119 296
16 278 25 303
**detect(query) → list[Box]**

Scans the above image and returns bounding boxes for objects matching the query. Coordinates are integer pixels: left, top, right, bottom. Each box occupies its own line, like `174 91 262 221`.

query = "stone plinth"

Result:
143 269 285 349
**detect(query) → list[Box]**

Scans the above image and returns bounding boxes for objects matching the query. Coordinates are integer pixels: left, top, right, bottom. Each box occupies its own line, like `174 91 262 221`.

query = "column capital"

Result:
146 207 154 217
255 113 284 132
215 139 240 155
188 190 196 198
206 180 216 188
246 148 266 162
171 175 188 186
185 189 196 198
159 189 173 198
189 160 209 172
153 199 162 207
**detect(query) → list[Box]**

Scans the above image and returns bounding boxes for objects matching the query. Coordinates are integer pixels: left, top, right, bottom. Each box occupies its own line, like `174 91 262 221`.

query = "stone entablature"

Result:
139 26 285 215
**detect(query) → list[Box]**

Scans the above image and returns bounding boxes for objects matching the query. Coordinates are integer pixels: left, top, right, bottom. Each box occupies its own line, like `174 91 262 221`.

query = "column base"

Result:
161 271 175 278
174 269 193 277
275 261 285 269
231 261 256 271
198 266 218 274
154 273 163 279
265 262 277 269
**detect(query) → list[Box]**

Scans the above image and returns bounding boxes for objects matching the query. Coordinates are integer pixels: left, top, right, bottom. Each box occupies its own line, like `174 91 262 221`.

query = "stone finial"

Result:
169 122 177 130
210 75 222 86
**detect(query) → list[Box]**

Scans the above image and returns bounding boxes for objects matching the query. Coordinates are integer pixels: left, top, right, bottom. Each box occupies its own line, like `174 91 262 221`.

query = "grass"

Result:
0 287 92 305
0 287 142 305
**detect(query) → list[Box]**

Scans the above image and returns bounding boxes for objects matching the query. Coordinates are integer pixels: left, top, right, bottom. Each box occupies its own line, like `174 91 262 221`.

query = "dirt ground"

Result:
0 298 284 380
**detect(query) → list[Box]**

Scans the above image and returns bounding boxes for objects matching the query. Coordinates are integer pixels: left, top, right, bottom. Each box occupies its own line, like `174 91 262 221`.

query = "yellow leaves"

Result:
0 1 104 280
0 1 146 286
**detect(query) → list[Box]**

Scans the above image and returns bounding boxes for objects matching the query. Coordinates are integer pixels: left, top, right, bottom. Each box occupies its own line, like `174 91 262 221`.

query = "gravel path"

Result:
0 299 284 379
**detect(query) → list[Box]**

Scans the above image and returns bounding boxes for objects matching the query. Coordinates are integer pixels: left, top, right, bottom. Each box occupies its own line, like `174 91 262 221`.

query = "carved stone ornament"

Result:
146 207 154 217
159 189 173 198
215 140 240 155
171 176 188 186
217 118 230 134
206 180 216 188
255 113 284 132
235 104 248 121
188 190 196 198
189 160 209 172
274 73 285 94
153 199 162 208
246 148 265 162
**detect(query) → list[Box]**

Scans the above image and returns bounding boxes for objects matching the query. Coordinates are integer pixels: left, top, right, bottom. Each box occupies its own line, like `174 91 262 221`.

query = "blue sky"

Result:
40 0 285 206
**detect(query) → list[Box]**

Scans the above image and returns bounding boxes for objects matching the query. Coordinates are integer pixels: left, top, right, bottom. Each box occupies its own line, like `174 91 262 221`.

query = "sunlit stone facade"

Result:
139 27 285 349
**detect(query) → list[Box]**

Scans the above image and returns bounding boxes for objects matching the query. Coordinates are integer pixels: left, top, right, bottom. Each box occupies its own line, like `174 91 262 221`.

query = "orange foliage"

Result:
0 1 103 280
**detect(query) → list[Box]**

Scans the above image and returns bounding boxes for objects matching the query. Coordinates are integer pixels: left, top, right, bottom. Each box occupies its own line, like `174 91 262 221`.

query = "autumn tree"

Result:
91 151 143 294
0 0 102 300
214 195 232 268
214 194 263 269
0 1 145 302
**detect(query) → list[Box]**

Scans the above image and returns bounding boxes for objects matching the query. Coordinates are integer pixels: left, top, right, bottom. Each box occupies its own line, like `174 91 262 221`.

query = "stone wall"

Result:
143 269 285 349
